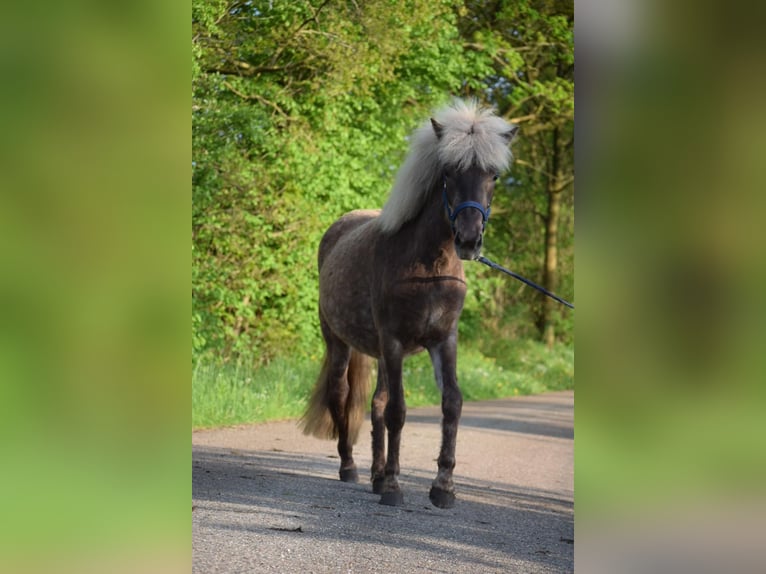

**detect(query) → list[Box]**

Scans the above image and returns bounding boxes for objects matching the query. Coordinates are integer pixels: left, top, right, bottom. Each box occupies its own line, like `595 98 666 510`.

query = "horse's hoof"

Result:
379 490 404 506
372 477 385 494
429 486 456 509
339 468 359 483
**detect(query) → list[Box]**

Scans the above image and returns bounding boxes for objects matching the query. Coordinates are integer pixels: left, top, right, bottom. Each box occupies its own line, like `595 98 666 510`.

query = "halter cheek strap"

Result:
442 178 491 232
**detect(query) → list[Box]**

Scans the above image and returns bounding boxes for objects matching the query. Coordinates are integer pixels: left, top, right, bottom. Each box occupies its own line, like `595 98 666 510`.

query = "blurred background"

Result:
576 0 766 571
0 2 188 573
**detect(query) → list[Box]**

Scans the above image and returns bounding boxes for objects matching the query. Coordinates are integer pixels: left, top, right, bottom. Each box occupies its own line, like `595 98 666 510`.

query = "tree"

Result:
457 0 574 346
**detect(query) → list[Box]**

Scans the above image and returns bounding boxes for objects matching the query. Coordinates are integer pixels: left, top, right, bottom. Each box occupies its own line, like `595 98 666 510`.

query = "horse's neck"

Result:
408 186 459 265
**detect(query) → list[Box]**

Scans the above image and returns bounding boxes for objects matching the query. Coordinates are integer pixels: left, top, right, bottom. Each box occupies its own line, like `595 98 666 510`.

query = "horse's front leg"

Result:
378 339 405 506
428 332 463 509
370 364 388 494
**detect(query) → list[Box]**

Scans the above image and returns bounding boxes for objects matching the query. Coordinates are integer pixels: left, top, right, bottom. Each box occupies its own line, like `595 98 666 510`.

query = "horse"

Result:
300 99 518 508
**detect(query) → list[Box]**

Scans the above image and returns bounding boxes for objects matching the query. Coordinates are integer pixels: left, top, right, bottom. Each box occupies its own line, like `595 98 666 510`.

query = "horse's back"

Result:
318 209 380 270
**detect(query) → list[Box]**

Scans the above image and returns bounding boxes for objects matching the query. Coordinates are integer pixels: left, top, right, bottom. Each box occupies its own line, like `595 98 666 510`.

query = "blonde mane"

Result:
377 99 517 234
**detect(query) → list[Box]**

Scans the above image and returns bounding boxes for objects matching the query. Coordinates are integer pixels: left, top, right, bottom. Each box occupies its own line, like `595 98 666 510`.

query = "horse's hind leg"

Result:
370 364 387 494
321 320 358 482
428 333 463 509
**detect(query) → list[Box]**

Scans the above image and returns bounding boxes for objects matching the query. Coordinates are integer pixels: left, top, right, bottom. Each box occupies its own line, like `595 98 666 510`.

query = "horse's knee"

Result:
441 388 462 422
384 400 406 430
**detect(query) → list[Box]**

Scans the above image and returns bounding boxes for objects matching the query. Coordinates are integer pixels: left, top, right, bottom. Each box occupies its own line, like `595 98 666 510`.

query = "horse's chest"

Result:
384 280 466 348
424 287 464 325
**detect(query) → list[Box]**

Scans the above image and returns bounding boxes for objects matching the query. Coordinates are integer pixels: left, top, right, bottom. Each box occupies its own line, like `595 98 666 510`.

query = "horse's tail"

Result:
300 349 371 443
345 350 372 444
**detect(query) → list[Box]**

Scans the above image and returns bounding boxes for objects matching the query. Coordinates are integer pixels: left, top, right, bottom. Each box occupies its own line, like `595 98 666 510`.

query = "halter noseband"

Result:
442 177 491 232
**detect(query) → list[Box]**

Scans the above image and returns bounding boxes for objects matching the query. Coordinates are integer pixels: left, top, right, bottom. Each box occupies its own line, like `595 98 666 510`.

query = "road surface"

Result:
193 390 573 573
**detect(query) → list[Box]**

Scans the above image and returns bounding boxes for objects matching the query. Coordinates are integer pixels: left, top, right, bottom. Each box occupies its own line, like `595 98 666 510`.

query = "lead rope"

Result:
477 256 575 309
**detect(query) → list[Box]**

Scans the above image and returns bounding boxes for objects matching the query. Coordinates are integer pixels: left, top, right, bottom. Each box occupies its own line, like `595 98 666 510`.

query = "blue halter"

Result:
442 178 491 232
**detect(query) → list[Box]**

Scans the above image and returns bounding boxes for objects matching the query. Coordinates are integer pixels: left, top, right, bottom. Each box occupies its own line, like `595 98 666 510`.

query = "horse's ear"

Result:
502 125 519 144
431 118 444 139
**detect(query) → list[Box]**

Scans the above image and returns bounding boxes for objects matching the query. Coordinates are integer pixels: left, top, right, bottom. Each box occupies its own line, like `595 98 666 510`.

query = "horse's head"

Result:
441 166 497 260
431 117 518 261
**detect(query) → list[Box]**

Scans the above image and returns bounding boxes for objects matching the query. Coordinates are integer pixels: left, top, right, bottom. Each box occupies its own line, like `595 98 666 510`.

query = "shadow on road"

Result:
407 412 574 439
193 444 573 572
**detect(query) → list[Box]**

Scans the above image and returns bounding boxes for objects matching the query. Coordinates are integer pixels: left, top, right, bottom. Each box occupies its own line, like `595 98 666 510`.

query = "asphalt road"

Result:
192 390 573 573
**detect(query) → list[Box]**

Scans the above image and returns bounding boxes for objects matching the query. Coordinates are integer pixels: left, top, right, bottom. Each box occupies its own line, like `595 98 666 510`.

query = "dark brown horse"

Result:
300 99 518 508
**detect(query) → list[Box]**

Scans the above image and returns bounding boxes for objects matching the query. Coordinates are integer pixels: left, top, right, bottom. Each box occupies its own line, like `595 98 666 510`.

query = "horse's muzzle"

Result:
454 233 483 260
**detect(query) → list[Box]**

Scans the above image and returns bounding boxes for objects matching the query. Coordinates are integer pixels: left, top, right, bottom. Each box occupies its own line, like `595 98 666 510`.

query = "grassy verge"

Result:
192 357 316 428
192 339 573 429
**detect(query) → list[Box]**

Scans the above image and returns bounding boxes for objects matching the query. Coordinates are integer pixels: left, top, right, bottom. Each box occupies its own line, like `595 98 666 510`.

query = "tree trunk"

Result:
537 128 564 348
540 187 561 347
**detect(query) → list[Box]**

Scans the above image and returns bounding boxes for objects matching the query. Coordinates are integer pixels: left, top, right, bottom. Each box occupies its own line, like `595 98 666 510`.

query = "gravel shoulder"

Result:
193 390 574 573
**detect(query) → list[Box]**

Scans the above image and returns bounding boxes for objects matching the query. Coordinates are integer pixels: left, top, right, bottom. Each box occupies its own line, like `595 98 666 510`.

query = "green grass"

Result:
403 340 574 406
192 356 316 428
192 340 573 429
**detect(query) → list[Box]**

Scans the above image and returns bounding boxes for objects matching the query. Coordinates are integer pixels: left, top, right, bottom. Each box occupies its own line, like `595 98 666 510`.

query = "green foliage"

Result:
458 0 574 346
192 355 316 427
402 340 573 406
192 0 574 363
